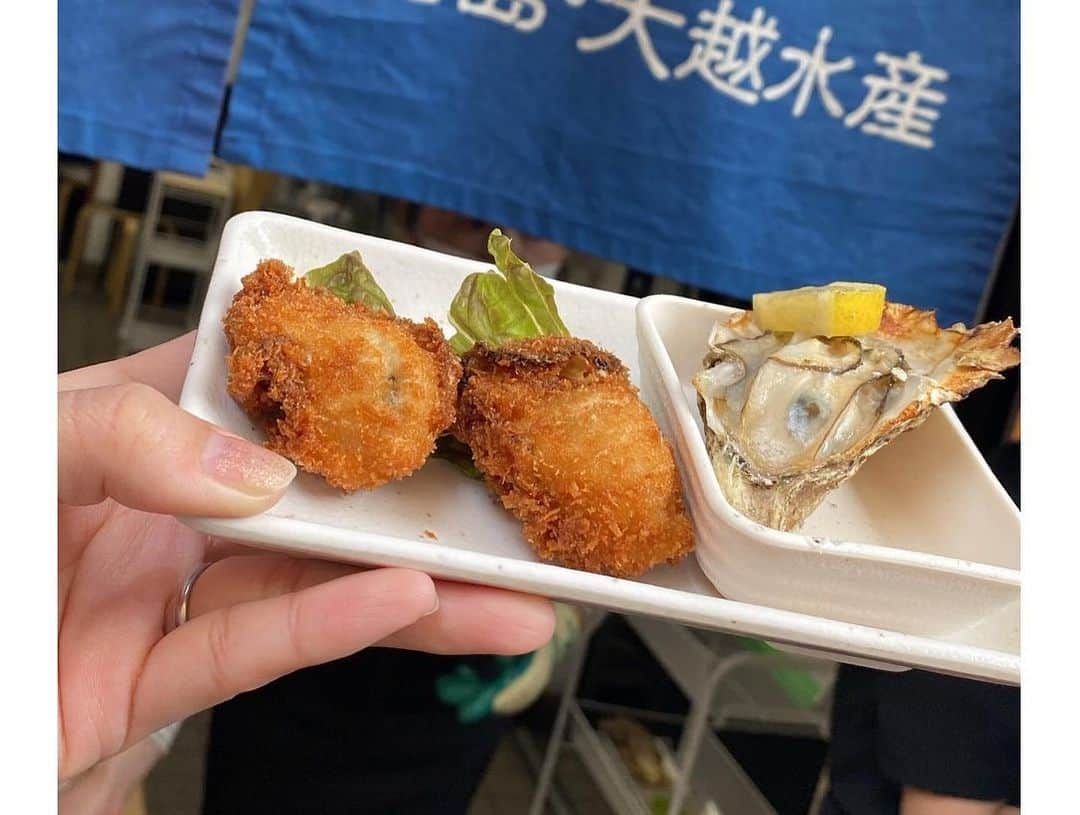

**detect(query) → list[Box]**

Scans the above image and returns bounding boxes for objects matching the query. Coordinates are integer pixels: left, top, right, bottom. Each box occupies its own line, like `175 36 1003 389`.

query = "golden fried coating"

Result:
224 259 461 491
454 336 694 578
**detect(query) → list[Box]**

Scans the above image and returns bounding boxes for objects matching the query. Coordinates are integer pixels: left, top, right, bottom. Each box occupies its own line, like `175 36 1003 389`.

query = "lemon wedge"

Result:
751 282 887 337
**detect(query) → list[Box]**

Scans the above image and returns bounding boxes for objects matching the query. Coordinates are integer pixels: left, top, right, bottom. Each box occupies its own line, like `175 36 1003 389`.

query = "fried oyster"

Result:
455 336 694 579
224 258 461 491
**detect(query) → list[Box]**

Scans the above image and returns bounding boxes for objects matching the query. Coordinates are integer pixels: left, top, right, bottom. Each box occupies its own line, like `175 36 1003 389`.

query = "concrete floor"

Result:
58 288 125 372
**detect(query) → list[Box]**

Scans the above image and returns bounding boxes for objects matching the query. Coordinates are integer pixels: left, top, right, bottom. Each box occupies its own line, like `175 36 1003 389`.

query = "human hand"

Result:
58 333 555 785
900 787 1020 815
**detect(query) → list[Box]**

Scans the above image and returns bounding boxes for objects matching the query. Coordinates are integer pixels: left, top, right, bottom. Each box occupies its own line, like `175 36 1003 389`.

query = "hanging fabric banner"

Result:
59 0 240 176
221 0 1018 324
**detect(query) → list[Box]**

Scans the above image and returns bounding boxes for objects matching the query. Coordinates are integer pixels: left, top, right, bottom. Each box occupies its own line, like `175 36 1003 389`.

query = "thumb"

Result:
59 382 295 516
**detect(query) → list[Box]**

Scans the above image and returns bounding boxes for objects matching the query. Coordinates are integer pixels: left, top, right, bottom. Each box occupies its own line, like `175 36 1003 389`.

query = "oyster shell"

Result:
693 303 1020 531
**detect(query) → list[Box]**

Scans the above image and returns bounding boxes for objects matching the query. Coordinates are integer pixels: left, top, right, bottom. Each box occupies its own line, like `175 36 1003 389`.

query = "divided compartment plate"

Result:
178 212 1019 685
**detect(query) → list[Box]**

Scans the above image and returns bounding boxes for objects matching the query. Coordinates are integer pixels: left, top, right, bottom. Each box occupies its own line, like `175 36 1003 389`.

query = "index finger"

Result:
59 332 196 401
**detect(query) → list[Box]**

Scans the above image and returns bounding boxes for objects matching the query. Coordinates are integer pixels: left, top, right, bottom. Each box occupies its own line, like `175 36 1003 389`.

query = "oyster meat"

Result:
693 303 1020 531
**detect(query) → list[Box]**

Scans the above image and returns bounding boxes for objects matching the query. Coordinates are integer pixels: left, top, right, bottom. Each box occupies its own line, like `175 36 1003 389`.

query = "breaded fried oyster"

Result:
224 253 460 491
448 231 693 578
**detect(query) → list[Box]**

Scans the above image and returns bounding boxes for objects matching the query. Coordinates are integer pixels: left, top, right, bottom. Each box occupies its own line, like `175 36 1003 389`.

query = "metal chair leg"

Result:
669 652 758 815
106 217 140 316
527 636 591 815
669 675 722 814
61 204 96 296
58 180 76 248
118 177 164 347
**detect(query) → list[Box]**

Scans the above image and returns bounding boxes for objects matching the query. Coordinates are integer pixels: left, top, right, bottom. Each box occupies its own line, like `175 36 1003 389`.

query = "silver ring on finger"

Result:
173 562 212 631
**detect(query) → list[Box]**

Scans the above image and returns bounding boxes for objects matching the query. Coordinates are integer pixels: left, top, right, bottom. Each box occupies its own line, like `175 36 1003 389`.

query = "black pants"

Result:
822 666 1020 814
202 650 508 815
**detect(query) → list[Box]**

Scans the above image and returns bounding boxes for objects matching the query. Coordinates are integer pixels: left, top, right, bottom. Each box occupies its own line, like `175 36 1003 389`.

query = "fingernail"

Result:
424 594 440 617
202 431 296 496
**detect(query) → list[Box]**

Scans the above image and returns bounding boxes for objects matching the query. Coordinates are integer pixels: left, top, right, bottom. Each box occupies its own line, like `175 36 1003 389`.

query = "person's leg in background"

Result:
819 663 900 814
882 669 1019 814
202 649 510 814
821 664 1020 815
901 787 1018 815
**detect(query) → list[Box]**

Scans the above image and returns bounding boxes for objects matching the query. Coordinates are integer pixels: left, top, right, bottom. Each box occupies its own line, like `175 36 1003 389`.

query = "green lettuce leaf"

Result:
434 436 483 480
305 250 395 315
439 229 572 478
448 229 569 352
489 229 569 337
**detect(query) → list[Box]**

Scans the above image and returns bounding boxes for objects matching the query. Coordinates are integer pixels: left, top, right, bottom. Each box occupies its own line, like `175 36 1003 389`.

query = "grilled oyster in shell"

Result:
693 303 1019 531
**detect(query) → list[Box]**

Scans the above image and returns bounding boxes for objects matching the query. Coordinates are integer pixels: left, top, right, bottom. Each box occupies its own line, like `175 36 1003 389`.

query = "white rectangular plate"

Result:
179 212 1019 685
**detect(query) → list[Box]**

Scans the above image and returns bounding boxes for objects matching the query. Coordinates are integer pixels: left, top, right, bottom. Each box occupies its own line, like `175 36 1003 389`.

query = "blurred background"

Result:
59 1 1019 813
